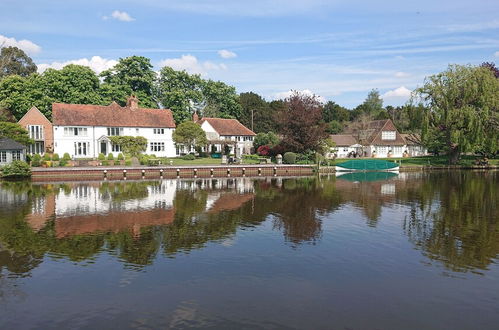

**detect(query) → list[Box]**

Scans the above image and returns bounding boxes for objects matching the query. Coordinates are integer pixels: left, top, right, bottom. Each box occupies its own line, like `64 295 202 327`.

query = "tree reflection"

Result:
0 172 498 276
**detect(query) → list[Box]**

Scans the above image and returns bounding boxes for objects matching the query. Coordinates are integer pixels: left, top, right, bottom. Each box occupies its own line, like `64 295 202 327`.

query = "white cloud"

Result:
382 86 412 104
0 34 41 55
103 10 135 22
394 71 410 78
37 56 118 74
273 89 326 103
218 49 237 59
495 51 499 57
159 54 227 75
446 19 499 32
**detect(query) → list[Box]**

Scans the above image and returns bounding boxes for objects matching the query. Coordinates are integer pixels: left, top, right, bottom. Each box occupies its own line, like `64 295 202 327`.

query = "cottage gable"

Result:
198 118 256 136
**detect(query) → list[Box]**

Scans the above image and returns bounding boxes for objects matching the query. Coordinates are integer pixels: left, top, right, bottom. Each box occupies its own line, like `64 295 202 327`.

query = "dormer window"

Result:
381 131 396 140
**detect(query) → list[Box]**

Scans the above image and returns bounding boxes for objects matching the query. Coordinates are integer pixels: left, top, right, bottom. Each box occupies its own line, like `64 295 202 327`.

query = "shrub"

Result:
1 160 32 178
107 153 114 160
31 154 42 167
59 159 67 167
182 153 196 160
43 153 51 161
117 153 124 161
257 145 271 156
125 160 132 166
98 153 105 161
283 152 297 164
63 153 71 161
270 144 286 157
101 160 109 166
52 153 60 161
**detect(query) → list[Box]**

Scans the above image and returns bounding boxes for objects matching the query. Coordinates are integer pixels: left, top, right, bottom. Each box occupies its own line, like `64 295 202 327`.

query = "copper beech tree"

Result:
276 91 328 153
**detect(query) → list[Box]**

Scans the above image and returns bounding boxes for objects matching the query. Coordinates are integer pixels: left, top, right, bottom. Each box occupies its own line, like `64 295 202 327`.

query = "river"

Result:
0 171 498 329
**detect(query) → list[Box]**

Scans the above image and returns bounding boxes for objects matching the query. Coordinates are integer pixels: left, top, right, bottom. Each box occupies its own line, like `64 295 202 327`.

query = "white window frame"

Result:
107 127 123 136
150 142 165 152
381 131 396 141
28 125 44 140
0 151 6 163
64 127 88 137
153 128 165 135
12 150 22 161
74 142 89 157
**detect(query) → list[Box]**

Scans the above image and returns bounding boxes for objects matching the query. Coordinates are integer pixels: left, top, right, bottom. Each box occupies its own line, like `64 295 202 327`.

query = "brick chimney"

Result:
192 111 199 122
126 95 139 109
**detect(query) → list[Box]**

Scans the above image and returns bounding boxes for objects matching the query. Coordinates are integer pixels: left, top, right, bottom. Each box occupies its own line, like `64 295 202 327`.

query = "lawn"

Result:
160 157 262 166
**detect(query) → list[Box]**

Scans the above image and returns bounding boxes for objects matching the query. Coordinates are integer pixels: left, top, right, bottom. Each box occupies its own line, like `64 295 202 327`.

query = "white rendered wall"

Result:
53 126 176 158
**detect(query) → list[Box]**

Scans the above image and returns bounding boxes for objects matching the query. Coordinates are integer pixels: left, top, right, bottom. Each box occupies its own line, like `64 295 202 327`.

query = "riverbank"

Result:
26 163 499 181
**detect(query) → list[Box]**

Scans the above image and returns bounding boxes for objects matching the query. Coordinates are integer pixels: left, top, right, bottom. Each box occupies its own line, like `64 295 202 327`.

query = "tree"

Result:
172 121 208 152
322 101 350 123
100 56 157 108
238 92 275 133
156 67 204 124
326 120 343 134
108 136 147 157
277 92 328 153
360 89 383 115
0 122 33 145
202 80 242 119
253 132 280 150
0 64 106 120
415 64 499 163
481 62 499 79
0 46 37 78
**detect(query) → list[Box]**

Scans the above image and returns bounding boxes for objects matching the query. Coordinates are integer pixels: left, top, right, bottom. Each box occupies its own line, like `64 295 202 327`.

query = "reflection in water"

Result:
1 172 497 274
0 172 498 328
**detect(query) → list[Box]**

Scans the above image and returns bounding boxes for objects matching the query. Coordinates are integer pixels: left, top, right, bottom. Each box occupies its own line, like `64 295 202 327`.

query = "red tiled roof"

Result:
52 102 176 128
368 119 405 146
329 134 358 146
199 118 256 136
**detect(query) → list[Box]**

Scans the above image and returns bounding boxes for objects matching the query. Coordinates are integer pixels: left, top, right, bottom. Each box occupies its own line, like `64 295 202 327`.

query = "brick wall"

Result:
18 107 54 153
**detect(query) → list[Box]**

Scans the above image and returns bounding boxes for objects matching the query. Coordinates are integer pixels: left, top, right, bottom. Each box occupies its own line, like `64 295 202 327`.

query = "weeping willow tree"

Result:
415 64 499 164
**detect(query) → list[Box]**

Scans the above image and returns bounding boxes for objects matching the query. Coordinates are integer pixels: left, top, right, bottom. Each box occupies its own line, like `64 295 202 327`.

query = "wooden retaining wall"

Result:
31 165 314 182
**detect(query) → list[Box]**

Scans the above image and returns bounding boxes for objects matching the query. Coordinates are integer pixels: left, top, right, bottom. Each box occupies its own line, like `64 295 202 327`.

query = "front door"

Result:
100 142 107 155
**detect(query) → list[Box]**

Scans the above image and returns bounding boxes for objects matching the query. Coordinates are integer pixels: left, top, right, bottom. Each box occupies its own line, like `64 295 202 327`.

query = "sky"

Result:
1 0 498 108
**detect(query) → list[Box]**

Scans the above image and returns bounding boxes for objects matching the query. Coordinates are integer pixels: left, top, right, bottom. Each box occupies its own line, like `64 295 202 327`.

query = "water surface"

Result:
1 171 498 329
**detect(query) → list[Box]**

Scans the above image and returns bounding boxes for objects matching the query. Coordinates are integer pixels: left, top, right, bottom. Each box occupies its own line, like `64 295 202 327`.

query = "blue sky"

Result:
1 0 498 108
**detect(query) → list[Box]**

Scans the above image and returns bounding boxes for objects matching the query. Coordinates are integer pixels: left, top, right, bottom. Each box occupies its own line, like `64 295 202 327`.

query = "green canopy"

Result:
336 159 399 171
337 171 398 182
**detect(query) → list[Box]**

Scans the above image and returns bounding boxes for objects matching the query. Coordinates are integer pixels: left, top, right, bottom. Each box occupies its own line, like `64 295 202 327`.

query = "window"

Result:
0 151 6 163
74 142 89 156
150 142 165 152
153 128 165 134
29 141 45 155
381 131 396 140
12 150 22 161
28 125 44 140
112 144 121 152
64 127 88 137
136 128 139 134
107 127 123 136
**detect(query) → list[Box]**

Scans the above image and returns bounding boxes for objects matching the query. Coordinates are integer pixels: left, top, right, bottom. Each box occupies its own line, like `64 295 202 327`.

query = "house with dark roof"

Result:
192 113 256 156
0 137 27 165
52 96 177 158
18 106 53 155
330 119 427 158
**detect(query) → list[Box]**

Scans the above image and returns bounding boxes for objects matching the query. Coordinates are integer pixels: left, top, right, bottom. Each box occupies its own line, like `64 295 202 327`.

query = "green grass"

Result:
159 157 262 166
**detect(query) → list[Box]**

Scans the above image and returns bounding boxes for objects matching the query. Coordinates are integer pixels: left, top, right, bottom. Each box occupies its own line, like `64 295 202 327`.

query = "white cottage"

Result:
52 96 176 158
330 119 428 158
193 114 256 157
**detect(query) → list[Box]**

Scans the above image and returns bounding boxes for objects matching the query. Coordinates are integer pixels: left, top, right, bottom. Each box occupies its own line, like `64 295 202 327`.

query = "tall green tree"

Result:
0 122 33 145
0 46 37 78
100 56 157 108
202 79 241 119
172 121 208 151
322 101 350 123
416 64 499 163
360 88 383 115
238 92 274 133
